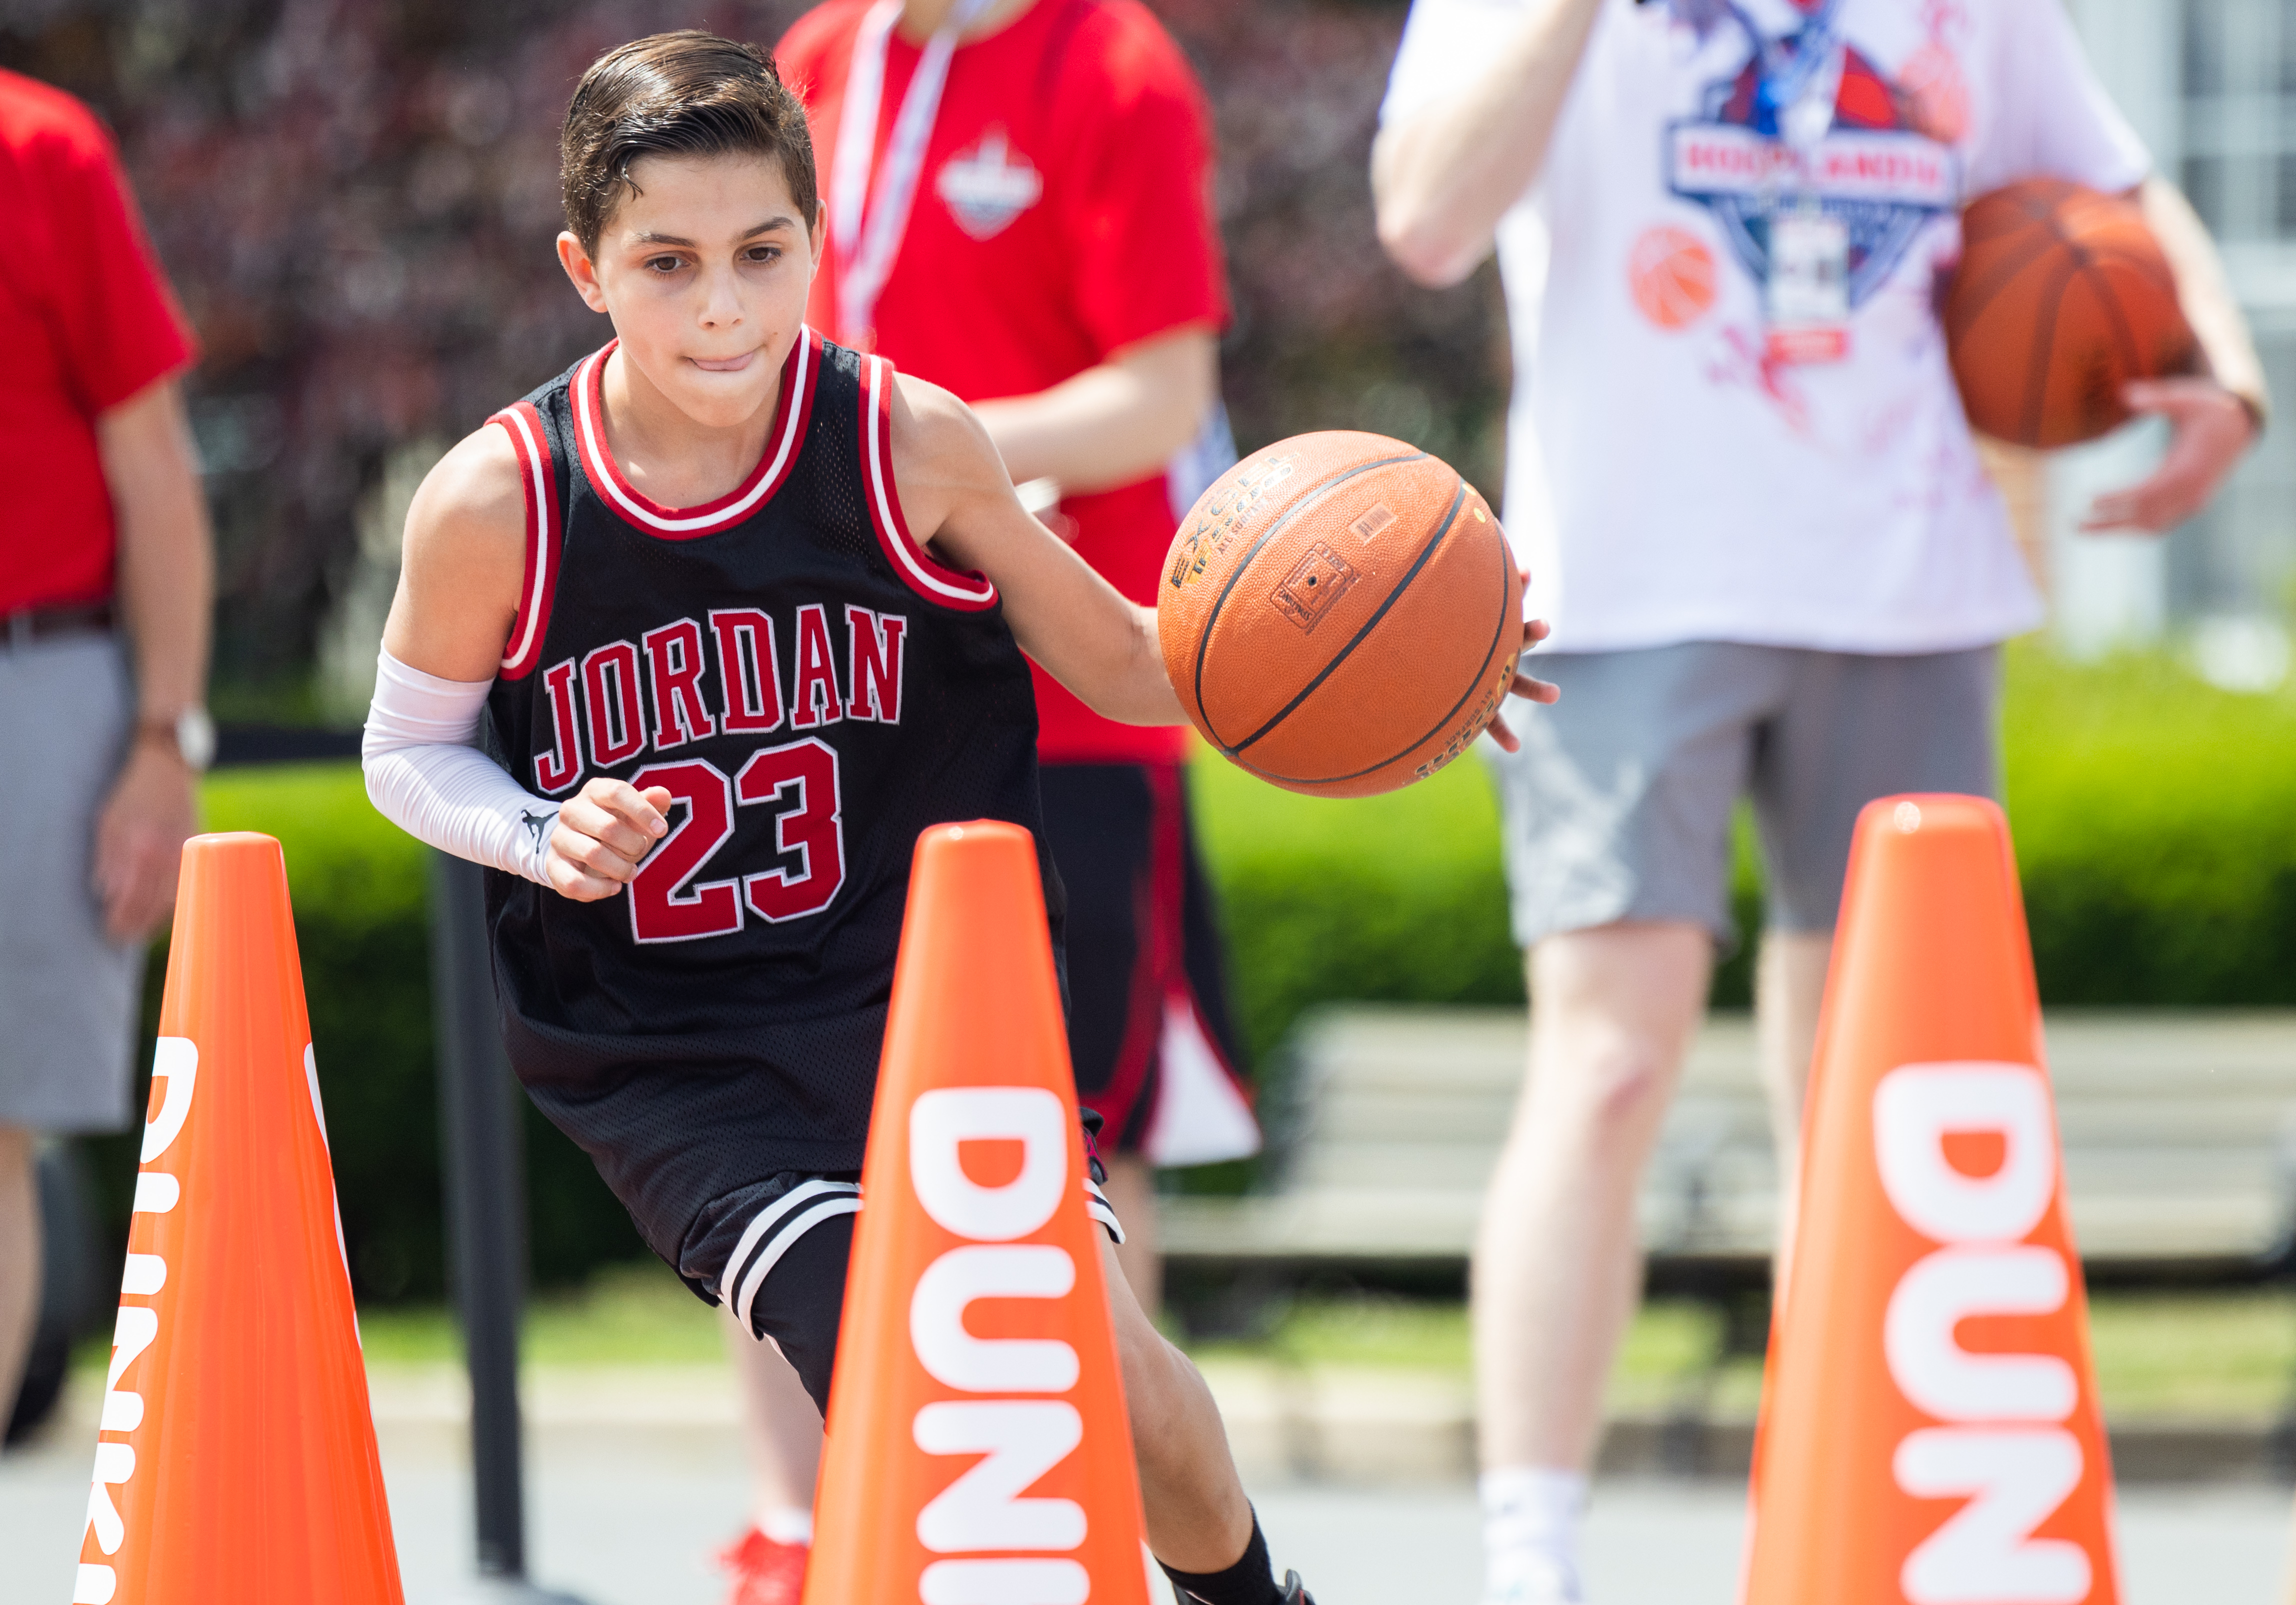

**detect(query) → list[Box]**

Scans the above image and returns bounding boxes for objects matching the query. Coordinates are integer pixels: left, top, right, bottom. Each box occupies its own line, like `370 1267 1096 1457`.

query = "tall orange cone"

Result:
1742 796 2118 1605
803 820 1152 1605
74 833 402 1604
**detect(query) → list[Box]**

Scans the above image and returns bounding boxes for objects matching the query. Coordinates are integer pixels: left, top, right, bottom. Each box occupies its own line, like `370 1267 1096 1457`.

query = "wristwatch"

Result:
136 707 217 772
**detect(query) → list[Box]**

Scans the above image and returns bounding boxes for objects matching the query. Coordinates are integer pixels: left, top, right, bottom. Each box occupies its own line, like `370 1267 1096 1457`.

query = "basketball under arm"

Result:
362 647 558 886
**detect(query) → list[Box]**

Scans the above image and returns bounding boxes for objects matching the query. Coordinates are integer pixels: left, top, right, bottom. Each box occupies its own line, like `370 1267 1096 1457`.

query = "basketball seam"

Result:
1233 494 1515 787
1948 239 2051 336
1227 476 1468 756
1952 185 2070 332
1230 473 1460 758
1190 450 1428 752
2084 245 2178 296
2086 252 2144 382
2021 252 2085 443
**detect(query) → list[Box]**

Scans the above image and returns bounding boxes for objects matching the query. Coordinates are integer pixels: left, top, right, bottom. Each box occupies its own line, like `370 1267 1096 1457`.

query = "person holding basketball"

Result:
362 31 1548 1605
1372 0 2264 1600
711 4 1252 1594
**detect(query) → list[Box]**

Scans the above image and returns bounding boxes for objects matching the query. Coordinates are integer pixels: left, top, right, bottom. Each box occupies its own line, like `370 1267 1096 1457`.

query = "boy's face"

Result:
558 154 825 430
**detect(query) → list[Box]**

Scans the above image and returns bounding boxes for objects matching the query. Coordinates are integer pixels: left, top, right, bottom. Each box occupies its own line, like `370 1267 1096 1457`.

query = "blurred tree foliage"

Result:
0 0 1500 711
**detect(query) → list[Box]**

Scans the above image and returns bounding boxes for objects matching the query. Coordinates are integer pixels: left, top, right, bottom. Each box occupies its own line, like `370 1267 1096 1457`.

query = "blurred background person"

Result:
0 66 211 1434
706 1 1256 1598
1372 0 2264 1600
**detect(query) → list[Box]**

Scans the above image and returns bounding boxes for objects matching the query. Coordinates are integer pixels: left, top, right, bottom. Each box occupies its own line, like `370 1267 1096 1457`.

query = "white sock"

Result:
757 1505 814 1546
1480 1466 1587 1604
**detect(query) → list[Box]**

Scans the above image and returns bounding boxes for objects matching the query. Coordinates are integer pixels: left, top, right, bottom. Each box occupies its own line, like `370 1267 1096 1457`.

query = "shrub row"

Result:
1202 647 2296 1061
83 648 2296 1301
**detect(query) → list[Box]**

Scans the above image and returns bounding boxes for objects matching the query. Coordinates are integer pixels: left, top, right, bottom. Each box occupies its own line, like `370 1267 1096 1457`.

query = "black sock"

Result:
1158 1510 1282 1605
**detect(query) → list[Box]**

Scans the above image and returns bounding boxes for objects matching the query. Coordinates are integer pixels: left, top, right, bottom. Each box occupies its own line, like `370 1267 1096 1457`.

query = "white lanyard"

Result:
830 0 995 348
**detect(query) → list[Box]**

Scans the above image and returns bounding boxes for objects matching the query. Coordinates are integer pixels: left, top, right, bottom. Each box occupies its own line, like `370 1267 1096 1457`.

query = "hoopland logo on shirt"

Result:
1664 25 1958 310
936 128 1044 240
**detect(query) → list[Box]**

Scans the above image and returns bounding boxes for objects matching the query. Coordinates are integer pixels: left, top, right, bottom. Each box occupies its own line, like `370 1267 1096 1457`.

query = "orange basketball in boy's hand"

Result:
1158 432 1523 798
1943 179 2200 448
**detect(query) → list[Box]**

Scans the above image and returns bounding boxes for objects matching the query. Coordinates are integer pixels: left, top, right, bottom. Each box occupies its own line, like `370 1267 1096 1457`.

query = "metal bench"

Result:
1162 1007 2296 1286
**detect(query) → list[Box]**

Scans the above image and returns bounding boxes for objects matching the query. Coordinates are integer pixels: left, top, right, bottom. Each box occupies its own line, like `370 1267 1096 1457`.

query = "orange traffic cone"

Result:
803 820 1152 1605
74 833 402 1604
1742 796 2118 1605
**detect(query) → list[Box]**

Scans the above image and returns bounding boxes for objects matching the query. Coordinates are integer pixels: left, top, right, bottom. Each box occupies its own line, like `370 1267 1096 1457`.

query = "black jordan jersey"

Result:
478 330 1052 1259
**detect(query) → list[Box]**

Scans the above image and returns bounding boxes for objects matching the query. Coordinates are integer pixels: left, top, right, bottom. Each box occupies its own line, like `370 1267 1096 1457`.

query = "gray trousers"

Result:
1484 642 2000 949
0 632 142 1132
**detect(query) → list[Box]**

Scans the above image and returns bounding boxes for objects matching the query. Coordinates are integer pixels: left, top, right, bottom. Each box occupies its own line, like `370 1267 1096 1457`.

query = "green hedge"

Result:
84 646 2296 1301
2000 652 2296 1006
1201 647 2296 1065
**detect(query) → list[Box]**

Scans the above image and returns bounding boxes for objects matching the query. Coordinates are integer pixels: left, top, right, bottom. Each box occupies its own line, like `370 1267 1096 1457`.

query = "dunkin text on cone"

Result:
803 820 1152 1605
1742 796 2118 1605
76 832 402 1604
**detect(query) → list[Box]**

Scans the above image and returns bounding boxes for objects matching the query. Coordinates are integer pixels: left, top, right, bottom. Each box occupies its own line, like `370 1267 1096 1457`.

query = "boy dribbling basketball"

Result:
360 29 1550 1603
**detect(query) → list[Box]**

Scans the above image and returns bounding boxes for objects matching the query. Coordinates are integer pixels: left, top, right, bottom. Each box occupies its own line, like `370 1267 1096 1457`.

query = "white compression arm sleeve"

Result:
362 648 558 886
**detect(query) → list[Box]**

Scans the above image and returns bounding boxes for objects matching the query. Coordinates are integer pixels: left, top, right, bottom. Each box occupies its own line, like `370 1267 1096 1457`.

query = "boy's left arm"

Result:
890 373 1184 726
888 374 1562 744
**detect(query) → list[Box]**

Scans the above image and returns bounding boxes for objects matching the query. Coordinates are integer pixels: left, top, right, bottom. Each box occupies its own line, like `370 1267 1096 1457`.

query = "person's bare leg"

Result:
1102 1154 1162 1319
1472 923 1710 1602
1104 1235 1256 1575
0 1127 41 1424
1473 922 1713 1472
1754 930 1831 1307
720 1304 823 1536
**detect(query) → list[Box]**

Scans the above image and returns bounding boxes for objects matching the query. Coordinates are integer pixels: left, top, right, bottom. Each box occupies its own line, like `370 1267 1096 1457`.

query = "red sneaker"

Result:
717 1527 810 1605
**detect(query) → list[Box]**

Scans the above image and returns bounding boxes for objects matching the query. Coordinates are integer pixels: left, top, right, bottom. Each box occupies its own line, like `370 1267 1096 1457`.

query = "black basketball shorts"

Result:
680 1118 1122 1414
1035 762 1257 1162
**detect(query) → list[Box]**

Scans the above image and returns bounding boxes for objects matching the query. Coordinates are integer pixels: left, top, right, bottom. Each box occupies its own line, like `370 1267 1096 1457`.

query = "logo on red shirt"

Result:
936 128 1044 240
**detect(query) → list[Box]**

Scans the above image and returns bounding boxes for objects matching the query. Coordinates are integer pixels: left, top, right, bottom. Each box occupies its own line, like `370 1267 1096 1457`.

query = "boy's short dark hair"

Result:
562 31 818 254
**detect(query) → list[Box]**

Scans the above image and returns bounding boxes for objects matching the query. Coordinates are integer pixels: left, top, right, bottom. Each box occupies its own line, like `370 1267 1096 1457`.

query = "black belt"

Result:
3 602 116 650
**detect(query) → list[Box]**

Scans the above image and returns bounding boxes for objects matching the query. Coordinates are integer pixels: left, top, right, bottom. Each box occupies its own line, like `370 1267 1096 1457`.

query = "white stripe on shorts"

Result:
1084 1178 1126 1246
718 1179 862 1306
720 1173 1130 1335
734 1195 866 1333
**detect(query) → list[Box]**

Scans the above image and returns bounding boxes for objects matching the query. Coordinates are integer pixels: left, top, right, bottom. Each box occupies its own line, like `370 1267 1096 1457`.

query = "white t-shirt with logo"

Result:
1382 0 2150 654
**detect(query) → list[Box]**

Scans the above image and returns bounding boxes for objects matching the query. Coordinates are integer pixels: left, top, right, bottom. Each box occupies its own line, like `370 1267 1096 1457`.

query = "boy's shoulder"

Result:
406 421 526 565
884 368 998 489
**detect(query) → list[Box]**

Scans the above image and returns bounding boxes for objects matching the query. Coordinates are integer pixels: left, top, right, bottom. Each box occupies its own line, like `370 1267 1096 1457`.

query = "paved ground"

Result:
8 1410 2294 1605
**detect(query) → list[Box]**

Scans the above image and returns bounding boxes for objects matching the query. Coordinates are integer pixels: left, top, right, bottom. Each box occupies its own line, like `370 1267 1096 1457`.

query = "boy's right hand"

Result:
546 778 673 900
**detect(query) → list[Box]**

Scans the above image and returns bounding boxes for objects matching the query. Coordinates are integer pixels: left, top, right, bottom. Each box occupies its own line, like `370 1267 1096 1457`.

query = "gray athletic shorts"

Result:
0 632 142 1132
1484 642 2000 948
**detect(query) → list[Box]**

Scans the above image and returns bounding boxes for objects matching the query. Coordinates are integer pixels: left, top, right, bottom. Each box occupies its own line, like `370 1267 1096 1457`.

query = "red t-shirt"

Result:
0 70 198 616
778 0 1228 764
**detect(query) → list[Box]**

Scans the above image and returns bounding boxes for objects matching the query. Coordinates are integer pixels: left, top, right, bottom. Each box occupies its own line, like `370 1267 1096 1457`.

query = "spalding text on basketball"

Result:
1166 454 1298 590
1412 657 1520 784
